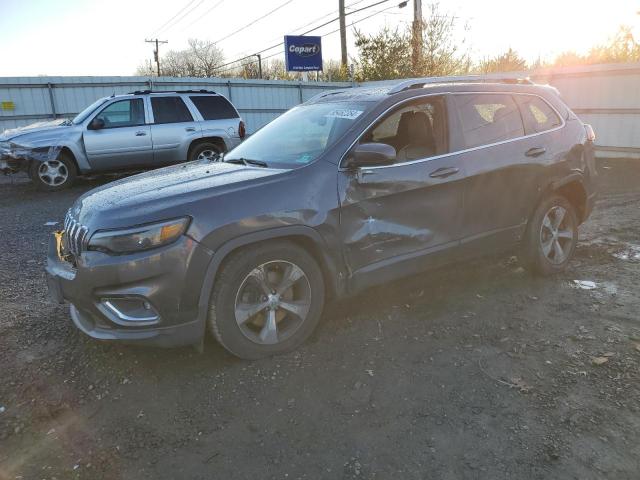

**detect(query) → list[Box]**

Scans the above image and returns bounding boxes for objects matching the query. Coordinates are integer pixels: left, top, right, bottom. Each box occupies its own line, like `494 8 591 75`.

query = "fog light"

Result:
99 297 159 326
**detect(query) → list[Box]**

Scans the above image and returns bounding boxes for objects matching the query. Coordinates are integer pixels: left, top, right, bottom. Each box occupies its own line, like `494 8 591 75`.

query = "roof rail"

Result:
128 89 217 95
306 89 345 103
387 74 534 94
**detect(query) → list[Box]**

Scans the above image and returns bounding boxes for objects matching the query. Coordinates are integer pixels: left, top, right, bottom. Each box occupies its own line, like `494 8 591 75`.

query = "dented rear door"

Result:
338 156 465 274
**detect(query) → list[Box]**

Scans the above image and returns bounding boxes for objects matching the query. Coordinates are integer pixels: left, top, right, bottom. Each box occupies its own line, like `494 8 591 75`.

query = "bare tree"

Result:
135 38 224 77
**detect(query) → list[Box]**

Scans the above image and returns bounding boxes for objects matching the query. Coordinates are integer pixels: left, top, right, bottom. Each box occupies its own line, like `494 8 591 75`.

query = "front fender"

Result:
194 225 343 333
10 131 90 171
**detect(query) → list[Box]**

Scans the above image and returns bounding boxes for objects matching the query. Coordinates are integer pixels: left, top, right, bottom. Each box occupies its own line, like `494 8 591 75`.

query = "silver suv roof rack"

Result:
388 74 533 94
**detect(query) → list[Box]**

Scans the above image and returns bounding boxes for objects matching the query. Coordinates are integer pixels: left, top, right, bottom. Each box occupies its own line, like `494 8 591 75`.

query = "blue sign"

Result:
284 35 323 72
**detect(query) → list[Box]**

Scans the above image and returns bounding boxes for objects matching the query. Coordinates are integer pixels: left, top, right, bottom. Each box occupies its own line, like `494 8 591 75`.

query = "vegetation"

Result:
136 6 640 81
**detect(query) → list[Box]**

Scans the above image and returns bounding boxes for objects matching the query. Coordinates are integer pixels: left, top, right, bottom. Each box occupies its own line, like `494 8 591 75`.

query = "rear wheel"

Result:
189 142 223 162
208 242 325 359
29 152 77 191
521 194 578 275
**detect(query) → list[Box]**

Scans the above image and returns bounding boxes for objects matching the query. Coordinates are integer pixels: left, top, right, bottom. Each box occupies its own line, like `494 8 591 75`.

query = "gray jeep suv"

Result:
45 76 598 359
0 90 245 191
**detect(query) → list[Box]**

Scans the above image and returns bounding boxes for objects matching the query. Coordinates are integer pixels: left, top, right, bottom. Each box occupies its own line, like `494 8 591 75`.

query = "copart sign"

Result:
284 35 322 72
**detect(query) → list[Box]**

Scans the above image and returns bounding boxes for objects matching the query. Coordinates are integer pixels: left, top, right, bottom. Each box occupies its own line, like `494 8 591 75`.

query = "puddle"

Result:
612 244 640 261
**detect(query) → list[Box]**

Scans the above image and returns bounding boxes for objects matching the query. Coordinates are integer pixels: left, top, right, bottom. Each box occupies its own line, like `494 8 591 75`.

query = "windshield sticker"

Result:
324 109 363 120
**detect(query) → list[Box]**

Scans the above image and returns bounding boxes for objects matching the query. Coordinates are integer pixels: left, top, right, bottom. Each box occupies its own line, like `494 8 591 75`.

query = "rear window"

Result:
515 95 562 134
453 93 524 149
151 96 193 124
189 95 239 120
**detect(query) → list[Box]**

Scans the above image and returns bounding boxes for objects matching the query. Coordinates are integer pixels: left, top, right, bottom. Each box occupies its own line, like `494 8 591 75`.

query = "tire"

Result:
521 194 579 276
29 151 77 191
189 142 223 162
208 241 325 360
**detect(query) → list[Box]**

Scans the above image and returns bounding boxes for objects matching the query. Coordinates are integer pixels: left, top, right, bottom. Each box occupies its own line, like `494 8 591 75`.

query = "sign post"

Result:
284 35 323 74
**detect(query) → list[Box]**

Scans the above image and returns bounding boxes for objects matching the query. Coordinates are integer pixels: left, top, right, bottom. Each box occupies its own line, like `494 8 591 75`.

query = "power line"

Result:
216 0 397 72
149 0 198 36
215 3 399 75
158 0 206 35
181 0 226 31
214 0 296 44
229 0 378 61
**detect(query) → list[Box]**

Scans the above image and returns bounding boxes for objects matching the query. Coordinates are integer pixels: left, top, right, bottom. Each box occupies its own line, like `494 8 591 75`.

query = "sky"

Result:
0 0 638 77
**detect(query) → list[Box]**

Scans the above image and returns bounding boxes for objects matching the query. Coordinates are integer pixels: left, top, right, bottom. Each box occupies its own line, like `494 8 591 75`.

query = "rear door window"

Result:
150 96 194 124
515 95 563 134
189 96 239 120
453 93 524 149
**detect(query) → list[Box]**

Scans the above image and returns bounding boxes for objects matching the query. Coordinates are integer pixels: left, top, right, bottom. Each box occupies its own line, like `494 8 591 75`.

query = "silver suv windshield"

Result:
225 101 372 168
72 97 109 124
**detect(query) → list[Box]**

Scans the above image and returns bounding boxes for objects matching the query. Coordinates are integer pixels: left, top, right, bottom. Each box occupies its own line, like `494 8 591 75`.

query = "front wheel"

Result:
29 152 77 191
521 194 579 276
208 242 325 359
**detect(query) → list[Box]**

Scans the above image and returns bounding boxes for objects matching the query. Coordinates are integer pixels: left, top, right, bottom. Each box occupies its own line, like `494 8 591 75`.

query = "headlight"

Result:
87 217 190 254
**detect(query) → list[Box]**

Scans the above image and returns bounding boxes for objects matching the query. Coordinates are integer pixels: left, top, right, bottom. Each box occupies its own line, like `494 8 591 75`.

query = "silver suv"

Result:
0 90 245 191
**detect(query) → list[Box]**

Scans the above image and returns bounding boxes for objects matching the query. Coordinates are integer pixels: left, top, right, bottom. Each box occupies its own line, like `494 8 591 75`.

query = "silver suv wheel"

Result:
196 149 219 161
37 160 69 186
539 205 575 265
234 260 311 345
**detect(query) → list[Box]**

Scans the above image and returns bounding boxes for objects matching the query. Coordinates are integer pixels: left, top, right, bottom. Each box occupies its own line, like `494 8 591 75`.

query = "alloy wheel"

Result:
234 260 311 345
539 205 575 264
196 149 220 161
37 160 68 186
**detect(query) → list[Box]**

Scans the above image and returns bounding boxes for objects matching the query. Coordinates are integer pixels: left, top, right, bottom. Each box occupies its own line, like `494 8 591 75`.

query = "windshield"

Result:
72 97 109 124
225 101 372 167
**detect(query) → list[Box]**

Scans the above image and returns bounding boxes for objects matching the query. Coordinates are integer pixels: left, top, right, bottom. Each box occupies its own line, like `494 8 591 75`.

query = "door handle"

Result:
135 131 147 136
429 166 459 179
185 127 196 132
525 147 546 157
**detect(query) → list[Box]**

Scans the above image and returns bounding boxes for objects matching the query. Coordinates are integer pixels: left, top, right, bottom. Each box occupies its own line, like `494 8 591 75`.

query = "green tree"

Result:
479 48 527 73
551 25 640 67
418 2 471 77
352 27 412 81
352 2 470 81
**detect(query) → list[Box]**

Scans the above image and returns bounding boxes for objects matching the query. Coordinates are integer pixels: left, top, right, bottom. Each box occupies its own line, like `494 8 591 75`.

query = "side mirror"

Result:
89 118 105 130
344 142 396 169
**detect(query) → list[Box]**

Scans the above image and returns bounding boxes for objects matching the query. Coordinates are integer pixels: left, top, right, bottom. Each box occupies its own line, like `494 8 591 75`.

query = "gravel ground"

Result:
1 161 639 480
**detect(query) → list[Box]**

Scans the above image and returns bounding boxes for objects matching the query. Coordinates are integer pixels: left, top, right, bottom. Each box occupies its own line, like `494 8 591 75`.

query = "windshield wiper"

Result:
225 157 268 168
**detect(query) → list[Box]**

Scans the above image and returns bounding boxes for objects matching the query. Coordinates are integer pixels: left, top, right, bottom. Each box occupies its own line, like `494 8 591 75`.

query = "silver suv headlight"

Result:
87 217 190 254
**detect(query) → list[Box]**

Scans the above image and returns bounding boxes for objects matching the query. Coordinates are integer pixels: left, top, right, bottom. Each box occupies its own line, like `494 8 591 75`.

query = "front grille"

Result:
64 212 89 257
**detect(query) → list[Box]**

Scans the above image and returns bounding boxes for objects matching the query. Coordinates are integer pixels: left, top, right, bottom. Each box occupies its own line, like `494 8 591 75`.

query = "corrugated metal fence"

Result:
0 76 352 134
1 63 638 157
530 62 640 159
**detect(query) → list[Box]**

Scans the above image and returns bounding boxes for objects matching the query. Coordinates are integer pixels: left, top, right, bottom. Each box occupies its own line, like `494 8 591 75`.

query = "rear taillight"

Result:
238 120 246 139
584 123 596 142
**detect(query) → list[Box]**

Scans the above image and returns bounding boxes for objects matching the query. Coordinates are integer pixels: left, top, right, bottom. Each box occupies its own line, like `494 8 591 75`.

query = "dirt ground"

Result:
1 160 639 480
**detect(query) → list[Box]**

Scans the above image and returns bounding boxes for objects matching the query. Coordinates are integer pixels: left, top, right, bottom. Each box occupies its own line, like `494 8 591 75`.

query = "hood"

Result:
1 118 74 143
72 160 289 228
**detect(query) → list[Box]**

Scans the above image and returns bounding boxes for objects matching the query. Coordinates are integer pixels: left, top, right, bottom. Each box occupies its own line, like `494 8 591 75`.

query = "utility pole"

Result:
145 38 168 77
255 53 263 79
339 0 347 69
412 0 422 73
